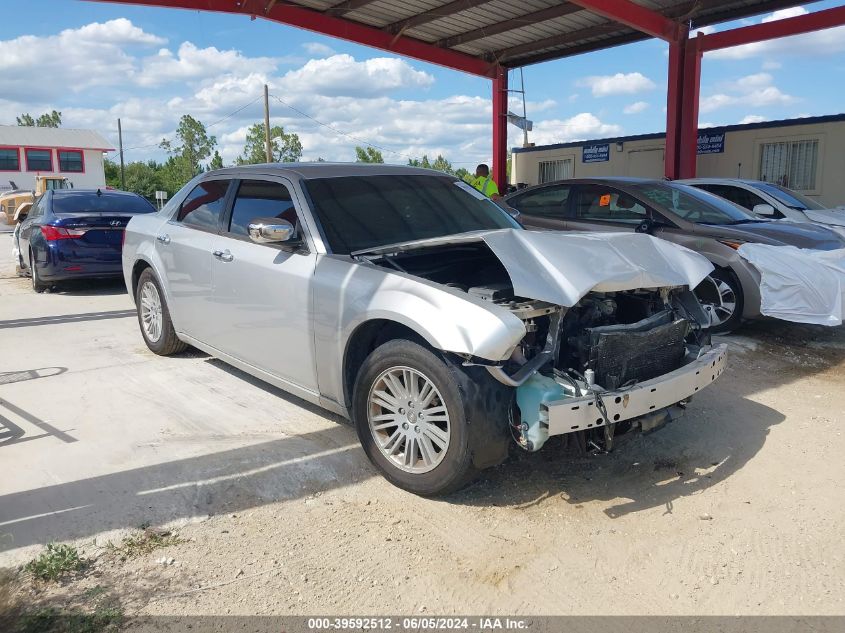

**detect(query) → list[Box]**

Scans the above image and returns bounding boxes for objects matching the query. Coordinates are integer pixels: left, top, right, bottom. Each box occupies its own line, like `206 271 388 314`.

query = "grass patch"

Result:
105 527 183 561
14 601 123 633
24 544 86 583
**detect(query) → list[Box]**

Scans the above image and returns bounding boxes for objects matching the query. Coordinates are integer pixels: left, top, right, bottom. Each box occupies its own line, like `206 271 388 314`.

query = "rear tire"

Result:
352 339 511 496
695 268 744 334
29 249 48 293
135 268 187 355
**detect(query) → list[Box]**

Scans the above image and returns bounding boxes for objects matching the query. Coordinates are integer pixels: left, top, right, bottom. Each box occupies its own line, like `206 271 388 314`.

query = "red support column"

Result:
492 66 508 192
664 26 687 180
678 35 702 179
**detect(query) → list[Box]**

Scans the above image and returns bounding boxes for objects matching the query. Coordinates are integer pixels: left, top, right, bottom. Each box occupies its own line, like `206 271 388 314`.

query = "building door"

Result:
626 147 664 178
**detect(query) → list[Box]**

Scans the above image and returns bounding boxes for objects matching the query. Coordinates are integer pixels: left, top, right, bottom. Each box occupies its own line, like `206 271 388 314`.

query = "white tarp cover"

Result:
481 230 714 307
738 243 845 326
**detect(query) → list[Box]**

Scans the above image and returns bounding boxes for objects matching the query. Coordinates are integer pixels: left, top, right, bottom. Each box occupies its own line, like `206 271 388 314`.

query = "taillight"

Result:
41 225 87 241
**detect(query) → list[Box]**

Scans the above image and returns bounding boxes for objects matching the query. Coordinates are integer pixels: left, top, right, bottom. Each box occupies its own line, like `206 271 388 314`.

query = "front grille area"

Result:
585 311 689 389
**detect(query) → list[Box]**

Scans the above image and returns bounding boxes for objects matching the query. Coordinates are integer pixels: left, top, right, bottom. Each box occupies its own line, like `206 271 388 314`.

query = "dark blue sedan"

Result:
17 189 156 292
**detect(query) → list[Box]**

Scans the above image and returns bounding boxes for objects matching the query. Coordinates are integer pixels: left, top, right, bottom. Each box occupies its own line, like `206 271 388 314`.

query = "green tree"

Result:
124 161 166 200
160 115 217 185
409 154 461 176
17 110 62 127
454 167 470 181
407 156 432 169
355 146 384 163
237 123 302 165
209 150 224 170
104 159 121 189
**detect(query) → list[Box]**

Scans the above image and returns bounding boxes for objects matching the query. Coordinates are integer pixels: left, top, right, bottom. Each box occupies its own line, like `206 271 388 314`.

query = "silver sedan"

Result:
123 164 726 496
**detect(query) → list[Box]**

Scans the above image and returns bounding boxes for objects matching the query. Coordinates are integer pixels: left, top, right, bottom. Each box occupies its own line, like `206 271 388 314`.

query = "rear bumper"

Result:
36 241 123 281
546 344 728 436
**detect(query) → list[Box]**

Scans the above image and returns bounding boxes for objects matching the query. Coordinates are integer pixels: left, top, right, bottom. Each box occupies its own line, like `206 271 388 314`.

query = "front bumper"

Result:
546 344 728 436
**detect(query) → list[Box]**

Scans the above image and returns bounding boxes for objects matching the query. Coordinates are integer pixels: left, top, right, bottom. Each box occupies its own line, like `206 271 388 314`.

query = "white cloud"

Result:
762 60 782 70
623 101 649 114
691 25 716 38
700 73 796 113
137 42 278 87
739 114 766 124
529 113 622 146
279 54 434 98
578 72 656 97
73 18 166 45
707 7 845 60
302 42 336 57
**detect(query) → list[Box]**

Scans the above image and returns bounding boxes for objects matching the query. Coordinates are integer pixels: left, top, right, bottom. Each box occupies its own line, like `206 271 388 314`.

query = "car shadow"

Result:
448 320 845 517
47 279 128 296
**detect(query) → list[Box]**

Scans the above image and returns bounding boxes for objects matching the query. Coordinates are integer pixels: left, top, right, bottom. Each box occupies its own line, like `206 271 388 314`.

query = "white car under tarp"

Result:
738 243 845 326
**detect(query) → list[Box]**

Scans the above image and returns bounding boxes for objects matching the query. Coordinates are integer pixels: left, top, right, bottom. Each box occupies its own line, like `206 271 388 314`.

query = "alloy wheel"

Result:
367 366 451 474
697 275 737 328
139 280 164 343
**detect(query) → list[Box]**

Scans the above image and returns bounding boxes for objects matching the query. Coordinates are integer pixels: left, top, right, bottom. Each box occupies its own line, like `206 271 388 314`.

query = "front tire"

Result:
695 268 744 334
352 339 510 496
135 268 187 355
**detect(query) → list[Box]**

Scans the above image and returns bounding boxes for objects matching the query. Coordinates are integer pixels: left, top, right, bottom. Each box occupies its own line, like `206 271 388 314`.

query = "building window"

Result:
58 150 84 173
25 148 53 172
0 148 19 171
538 159 572 184
759 139 818 191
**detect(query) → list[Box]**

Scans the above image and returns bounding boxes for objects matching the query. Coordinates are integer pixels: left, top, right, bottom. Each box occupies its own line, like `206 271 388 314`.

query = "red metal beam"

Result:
663 26 688 180
84 0 495 77
492 67 508 193
678 36 702 179
699 4 845 51
568 0 681 42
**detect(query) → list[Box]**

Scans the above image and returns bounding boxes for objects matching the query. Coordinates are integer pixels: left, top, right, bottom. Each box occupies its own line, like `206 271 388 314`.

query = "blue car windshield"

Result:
52 191 156 215
303 175 519 254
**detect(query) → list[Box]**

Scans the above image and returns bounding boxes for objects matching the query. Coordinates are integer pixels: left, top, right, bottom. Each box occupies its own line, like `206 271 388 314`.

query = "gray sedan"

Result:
500 178 845 332
123 164 726 495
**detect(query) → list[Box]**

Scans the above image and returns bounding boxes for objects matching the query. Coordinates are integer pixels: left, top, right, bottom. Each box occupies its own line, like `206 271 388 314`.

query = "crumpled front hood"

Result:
479 229 713 307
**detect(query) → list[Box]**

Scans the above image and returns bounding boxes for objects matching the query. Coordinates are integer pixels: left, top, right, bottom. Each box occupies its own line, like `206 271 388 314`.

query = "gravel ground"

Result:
0 232 843 618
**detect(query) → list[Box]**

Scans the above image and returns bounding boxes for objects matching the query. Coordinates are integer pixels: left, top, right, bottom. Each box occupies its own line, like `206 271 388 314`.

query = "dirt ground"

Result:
1 231 843 619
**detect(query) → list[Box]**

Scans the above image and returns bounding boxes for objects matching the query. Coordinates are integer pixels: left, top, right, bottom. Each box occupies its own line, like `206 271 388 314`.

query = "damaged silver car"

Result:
122 164 727 496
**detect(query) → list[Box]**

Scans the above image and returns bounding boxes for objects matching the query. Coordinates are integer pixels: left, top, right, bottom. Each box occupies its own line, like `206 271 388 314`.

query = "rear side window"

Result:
509 186 571 217
228 180 297 237
574 186 648 223
178 180 230 230
52 192 156 215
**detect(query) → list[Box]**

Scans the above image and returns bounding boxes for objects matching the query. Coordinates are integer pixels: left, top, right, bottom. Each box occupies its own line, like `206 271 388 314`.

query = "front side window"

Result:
697 184 770 214
0 148 20 171
177 180 229 231
25 148 52 172
228 180 297 238
303 175 518 255
635 184 757 225
58 150 84 173
510 186 571 217
573 186 648 223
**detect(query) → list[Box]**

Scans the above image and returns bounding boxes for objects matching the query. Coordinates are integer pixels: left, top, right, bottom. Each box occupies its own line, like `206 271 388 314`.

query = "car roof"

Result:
203 162 452 180
677 178 774 186
505 177 666 197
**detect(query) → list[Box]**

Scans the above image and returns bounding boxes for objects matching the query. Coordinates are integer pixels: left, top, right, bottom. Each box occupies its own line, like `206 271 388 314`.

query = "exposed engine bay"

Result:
367 240 718 455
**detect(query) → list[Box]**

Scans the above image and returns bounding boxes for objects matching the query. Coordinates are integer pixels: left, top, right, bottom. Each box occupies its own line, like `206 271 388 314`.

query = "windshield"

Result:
303 174 519 254
52 191 156 215
755 182 825 210
634 183 759 225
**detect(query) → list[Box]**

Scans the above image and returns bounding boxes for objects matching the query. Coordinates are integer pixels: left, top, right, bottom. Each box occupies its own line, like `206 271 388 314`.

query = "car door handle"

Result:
212 249 234 262
156 233 171 245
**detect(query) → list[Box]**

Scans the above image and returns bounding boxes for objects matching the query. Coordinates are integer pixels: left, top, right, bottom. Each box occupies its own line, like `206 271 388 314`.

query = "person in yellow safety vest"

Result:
466 163 500 199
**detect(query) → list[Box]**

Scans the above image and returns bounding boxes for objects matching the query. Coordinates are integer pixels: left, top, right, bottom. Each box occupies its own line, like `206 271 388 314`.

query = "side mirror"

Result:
248 217 295 244
752 203 776 217
635 218 654 234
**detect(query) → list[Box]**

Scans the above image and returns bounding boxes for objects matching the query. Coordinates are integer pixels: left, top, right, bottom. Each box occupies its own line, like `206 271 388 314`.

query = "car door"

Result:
18 194 46 264
506 183 574 230
209 177 319 394
157 177 233 342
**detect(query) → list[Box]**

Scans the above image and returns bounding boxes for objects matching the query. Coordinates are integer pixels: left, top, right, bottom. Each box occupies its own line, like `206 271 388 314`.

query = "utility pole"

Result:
117 118 126 190
264 84 272 163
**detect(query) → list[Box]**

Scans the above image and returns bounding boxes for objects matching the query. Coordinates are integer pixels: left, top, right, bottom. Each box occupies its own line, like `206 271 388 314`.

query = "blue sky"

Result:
2 1 843 167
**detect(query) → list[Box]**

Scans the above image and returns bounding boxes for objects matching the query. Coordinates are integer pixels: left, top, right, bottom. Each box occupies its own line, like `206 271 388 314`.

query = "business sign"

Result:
582 143 610 163
697 131 725 154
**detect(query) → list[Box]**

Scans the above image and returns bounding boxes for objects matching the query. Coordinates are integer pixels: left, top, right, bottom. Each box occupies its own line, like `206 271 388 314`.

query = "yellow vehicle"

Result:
1 176 71 223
